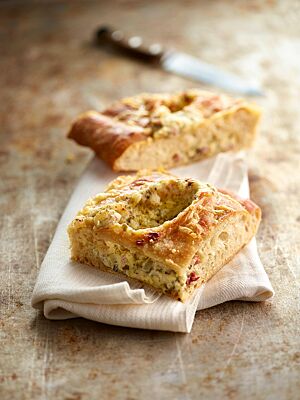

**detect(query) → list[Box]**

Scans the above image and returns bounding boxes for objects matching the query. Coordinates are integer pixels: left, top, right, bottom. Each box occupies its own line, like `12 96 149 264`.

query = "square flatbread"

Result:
68 89 261 171
68 170 261 302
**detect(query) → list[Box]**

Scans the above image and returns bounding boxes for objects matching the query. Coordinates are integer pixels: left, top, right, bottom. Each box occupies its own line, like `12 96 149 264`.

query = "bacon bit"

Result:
130 178 152 187
136 232 160 246
193 255 201 264
147 232 160 241
196 147 209 154
172 153 180 162
186 272 200 285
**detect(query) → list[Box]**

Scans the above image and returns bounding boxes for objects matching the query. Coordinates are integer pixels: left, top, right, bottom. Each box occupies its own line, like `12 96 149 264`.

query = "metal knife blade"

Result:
95 26 264 96
162 51 263 96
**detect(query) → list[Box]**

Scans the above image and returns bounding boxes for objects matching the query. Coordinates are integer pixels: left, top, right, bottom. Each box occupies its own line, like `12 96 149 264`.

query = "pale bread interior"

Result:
114 107 259 171
69 203 260 302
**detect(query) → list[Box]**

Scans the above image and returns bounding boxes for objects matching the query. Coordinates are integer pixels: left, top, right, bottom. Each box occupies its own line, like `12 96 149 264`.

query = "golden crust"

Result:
67 90 261 171
68 170 261 301
68 111 147 168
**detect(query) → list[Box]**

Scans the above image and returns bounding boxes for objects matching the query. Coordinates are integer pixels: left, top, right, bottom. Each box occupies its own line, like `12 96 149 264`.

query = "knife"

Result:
95 26 263 97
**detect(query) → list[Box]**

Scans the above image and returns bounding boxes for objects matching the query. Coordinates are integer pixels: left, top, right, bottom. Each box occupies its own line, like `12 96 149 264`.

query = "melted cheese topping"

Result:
102 89 241 139
77 176 204 230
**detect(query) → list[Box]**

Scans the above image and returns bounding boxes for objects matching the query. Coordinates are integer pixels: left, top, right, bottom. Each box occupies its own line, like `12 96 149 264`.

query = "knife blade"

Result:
162 52 263 96
95 26 263 96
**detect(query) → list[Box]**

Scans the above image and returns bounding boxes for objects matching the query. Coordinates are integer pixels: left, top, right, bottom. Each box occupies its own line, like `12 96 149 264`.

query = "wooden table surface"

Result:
1 1 299 399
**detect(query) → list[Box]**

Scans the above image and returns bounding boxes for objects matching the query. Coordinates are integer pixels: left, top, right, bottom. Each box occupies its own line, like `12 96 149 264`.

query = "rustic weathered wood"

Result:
0 1 299 399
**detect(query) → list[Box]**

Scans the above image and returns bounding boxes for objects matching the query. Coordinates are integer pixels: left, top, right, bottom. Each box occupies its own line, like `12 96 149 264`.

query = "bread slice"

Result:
68 89 261 171
68 170 261 302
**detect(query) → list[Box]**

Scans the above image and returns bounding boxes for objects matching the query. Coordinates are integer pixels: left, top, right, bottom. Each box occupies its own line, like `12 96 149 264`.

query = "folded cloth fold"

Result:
31 152 274 333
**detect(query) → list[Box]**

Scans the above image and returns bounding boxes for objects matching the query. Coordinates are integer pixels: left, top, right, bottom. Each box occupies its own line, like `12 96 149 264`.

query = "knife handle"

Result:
95 26 165 63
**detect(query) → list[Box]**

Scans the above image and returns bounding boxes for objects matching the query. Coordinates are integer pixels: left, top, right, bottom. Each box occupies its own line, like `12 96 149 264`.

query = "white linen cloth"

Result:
31 152 274 333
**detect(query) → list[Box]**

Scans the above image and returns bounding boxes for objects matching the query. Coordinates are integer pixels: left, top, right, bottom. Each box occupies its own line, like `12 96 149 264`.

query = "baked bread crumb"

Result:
68 170 261 302
68 89 261 171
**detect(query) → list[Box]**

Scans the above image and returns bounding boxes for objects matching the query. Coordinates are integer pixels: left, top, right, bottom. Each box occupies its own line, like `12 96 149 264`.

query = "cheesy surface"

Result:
102 90 241 139
68 170 260 301
76 174 202 231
